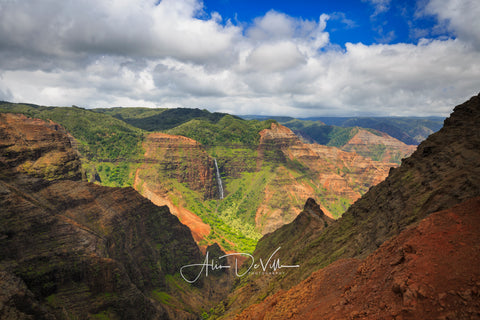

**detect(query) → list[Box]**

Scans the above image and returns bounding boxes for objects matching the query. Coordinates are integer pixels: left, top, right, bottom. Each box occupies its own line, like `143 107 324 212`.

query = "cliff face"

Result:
341 128 417 164
235 197 480 319
141 132 217 199
0 113 82 181
134 132 216 244
217 93 480 318
0 114 206 319
255 123 394 233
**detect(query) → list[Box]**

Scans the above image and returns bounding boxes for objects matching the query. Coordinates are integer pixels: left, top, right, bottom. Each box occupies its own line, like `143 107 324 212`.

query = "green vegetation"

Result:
167 115 275 146
368 144 387 162
155 174 263 253
279 118 360 147
0 102 145 187
306 116 443 145
151 289 174 306
91 310 112 320
0 102 144 161
94 107 230 131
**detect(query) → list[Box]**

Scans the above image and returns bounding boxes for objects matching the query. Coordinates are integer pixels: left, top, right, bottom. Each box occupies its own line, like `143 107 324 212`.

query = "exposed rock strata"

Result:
341 128 417 163
255 122 395 232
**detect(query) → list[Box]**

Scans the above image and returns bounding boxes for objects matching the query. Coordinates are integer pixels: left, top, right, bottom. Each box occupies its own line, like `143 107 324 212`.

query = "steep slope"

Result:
134 120 394 254
0 102 145 187
215 92 480 318
0 113 82 181
134 132 215 243
140 132 217 199
308 116 444 145
255 123 394 232
235 197 480 319
341 128 417 163
278 119 418 164
0 113 222 319
0 104 400 253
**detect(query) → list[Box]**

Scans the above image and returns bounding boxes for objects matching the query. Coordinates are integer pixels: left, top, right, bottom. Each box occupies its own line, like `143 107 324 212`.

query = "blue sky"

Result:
0 0 479 117
203 0 441 46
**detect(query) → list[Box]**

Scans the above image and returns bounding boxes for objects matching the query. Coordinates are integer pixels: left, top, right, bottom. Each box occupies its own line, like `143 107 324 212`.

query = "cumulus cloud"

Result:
423 0 480 48
246 41 306 72
0 0 241 68
0 0 479 116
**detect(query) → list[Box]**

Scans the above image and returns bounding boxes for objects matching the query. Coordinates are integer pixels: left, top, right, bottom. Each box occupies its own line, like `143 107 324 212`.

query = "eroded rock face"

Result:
341 128 417 164
234 197 480 320
134 132 217 244
0 113 82 181
0 114 204 319
141 132 217 199
255 123 395 233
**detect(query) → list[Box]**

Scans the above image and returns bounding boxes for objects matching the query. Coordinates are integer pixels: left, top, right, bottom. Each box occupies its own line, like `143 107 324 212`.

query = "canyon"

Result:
132 120 396 254
0 102 418 253
2 92 477 319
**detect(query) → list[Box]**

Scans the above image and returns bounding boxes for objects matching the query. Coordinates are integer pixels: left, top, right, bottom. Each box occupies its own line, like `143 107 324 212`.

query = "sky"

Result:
0 0 479 117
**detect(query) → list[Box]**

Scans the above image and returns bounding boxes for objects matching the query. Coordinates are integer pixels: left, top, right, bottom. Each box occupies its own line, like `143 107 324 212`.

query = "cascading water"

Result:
214 158 224 199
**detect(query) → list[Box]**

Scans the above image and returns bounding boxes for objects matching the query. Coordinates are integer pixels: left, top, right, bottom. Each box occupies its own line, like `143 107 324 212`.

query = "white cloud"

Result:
0 0 479 116
246 41 306 72
0 77 13 101
328 12 358 29
362 0 392 17
0 0 241 68
423 0 480 48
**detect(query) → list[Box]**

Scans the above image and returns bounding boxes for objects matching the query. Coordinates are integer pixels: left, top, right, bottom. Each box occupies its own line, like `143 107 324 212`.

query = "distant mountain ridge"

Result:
241 114 443 146
240 115 431 164
311 116 444 145
95 107 234 131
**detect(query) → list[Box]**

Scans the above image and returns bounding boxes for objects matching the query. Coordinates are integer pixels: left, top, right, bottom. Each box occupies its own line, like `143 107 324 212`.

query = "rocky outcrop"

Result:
134 132 217 244
141 132 217 199
0 114 208 319
135 174 211 244
234 197 480 319
0 113 82 181
341 128 417 164
218 198 334 318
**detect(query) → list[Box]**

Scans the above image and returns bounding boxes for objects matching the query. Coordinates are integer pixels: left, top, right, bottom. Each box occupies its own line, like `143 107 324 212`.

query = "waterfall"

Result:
214 158 224 199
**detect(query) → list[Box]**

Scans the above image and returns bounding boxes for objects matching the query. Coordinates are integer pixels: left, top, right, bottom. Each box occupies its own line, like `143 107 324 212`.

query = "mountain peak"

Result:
303 197 325 217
